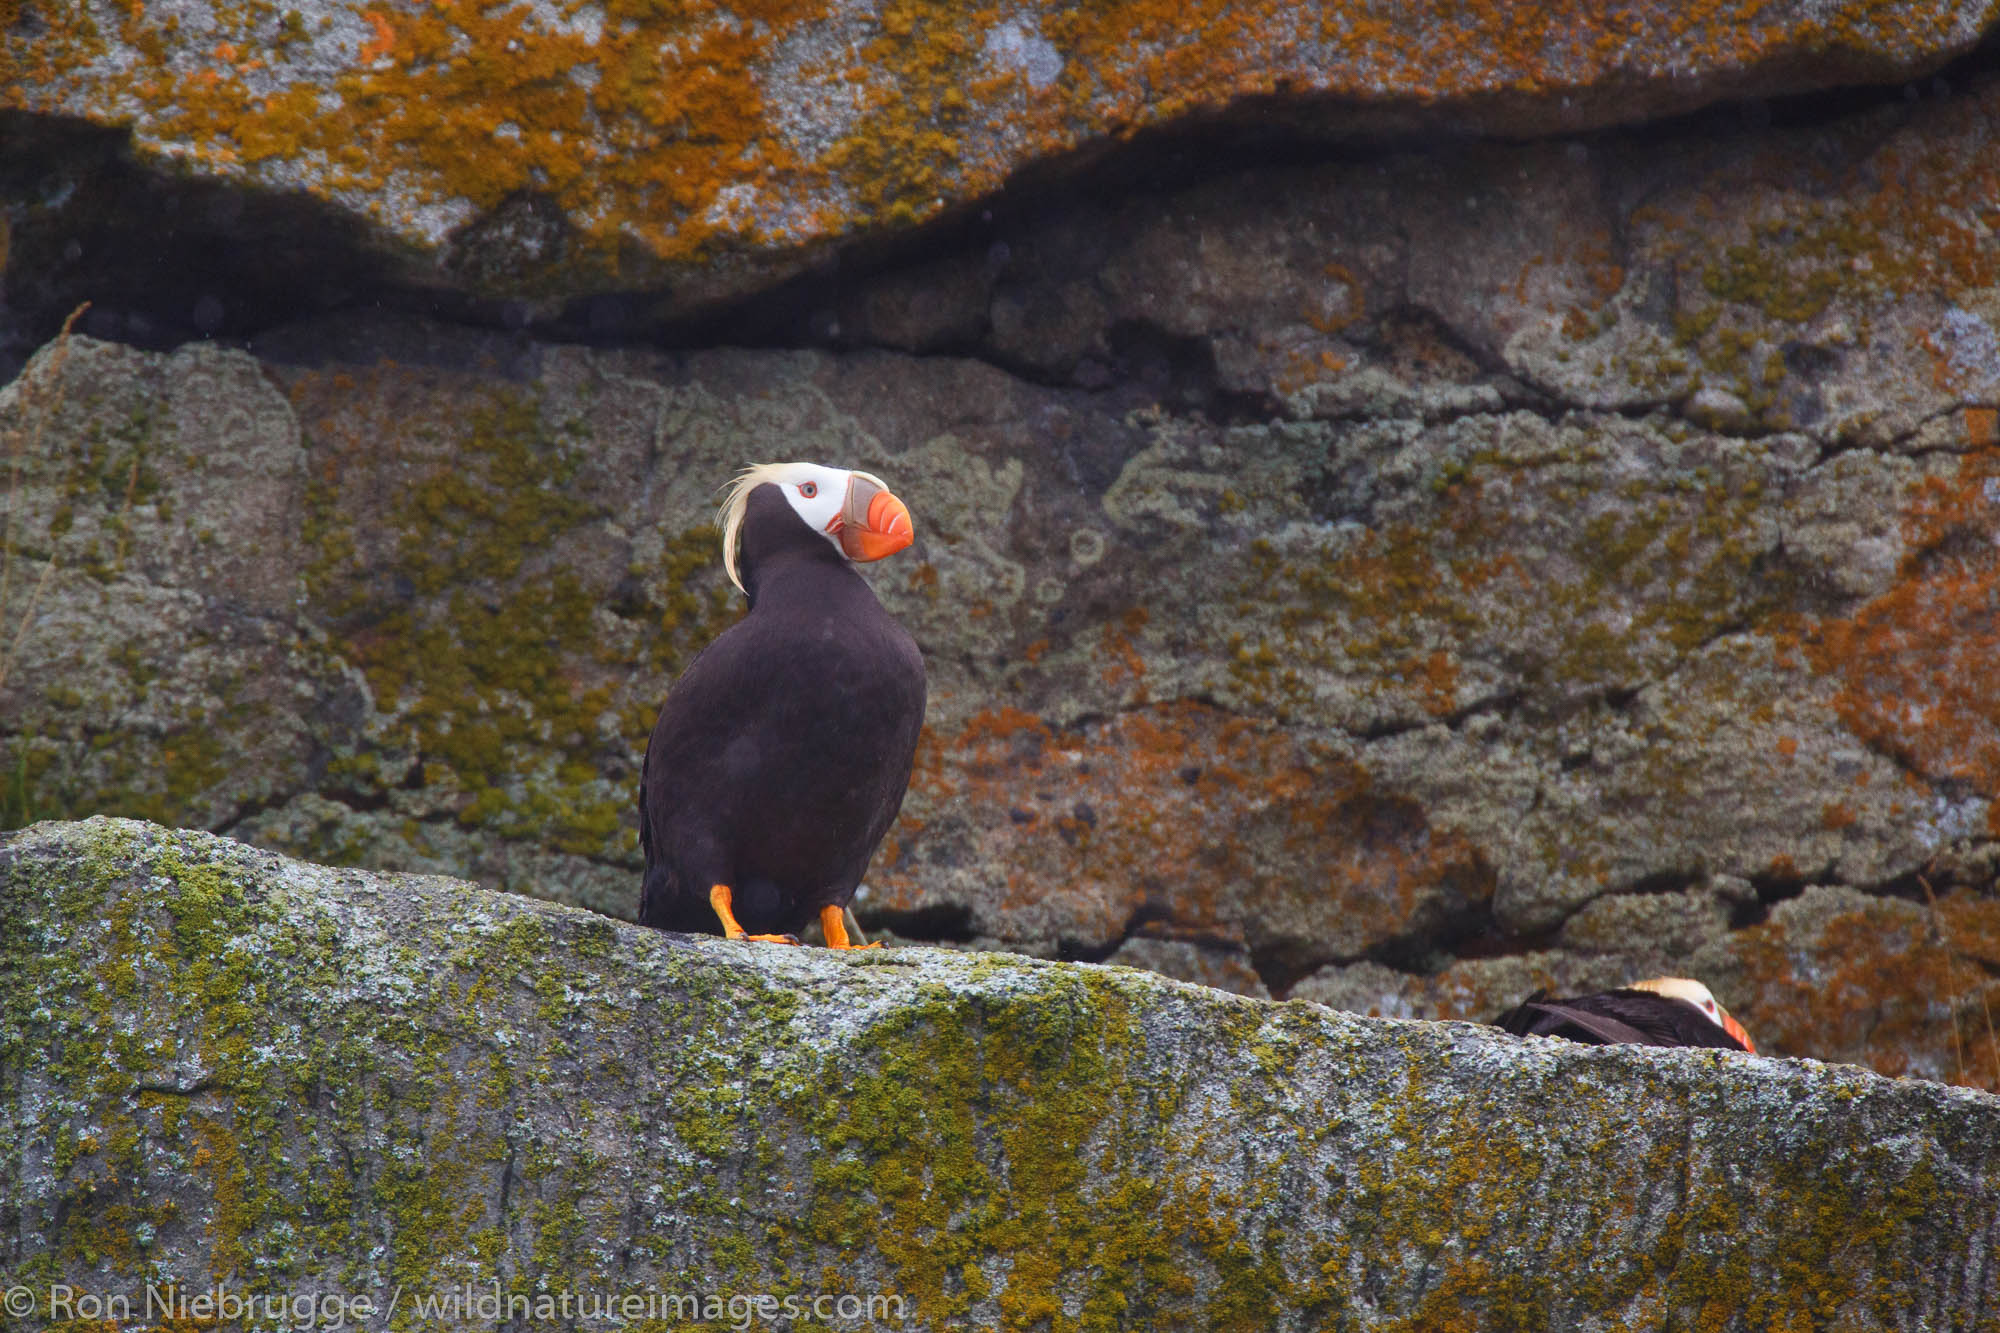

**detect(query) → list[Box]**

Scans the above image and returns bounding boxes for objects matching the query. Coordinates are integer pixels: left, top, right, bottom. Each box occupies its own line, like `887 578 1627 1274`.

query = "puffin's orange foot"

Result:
821 905 883 951
709 884 800 945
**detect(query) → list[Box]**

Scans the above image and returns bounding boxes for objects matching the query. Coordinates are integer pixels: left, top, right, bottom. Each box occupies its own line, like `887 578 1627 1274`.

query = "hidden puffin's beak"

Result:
1718 1007 1756 1053
839 476 914 562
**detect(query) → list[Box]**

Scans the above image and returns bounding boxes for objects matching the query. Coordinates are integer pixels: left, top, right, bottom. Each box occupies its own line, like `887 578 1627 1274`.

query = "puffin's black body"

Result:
639 483 925 939
1491 988 1752 1052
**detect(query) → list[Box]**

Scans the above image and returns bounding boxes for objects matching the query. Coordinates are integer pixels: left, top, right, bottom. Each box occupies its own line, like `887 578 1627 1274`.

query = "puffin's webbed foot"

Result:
821 904 882 951
710 884 801 945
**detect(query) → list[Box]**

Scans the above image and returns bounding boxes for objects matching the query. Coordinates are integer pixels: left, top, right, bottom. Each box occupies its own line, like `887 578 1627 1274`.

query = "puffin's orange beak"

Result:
1719 1008 1756 1053
839 477 914 562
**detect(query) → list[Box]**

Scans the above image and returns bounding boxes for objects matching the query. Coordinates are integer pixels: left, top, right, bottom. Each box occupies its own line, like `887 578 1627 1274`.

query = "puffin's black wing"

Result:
636 769 682 929
636 613 790 933
1491 988 1749 1051
1493 994 1656 1046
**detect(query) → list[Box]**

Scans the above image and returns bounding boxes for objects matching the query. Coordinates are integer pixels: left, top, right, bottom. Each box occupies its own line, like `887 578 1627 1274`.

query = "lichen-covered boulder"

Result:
2 1 1990 314
4 817 1998 1330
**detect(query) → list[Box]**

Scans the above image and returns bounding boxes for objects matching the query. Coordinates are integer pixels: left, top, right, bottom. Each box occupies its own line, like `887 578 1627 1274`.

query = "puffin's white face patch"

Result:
773 462 852 543
718 461 895 591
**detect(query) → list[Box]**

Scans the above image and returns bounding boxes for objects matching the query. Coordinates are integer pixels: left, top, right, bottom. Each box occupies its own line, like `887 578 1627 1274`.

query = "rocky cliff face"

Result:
3 0 1989 326
5 819 1999 1330
3 2 1999 1089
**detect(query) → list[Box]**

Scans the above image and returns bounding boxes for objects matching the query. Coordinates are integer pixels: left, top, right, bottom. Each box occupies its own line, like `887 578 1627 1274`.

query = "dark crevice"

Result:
1688 617 1757 658
1135 923 1264 957
322 786 399 815
1263 883 1530 996
1864 866 1950 907
1365 900 1554 977
1248 942 1320 997
1357 304 1515 385
210 789 300 839
1623 868 1708 898
131 1078 217 1097
213 783 389 837
1055 933 1127 966
1663 408 1794 443
931 315 1288 425
0 111 405 383
1611 31 1999 149
855 900 978 945
1355 715 1432 743
1447 690 1526 728
1351 688 1526 744
1052 692 1256 735
1816 402 1998 465
4 35 1998 388
1731 866 1817 928
1860 851 2000 908
496 1141 517 1244
1048 898 1178 964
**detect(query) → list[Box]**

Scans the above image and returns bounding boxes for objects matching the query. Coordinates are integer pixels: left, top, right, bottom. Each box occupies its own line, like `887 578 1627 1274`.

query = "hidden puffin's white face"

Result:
718 461 916 592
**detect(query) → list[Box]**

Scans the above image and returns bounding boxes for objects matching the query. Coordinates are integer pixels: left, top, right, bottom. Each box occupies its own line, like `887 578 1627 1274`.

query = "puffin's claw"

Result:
820 904 882 951
709 885 799 945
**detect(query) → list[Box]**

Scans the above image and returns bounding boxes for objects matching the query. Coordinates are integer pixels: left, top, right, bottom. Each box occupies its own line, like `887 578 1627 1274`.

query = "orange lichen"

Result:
1965 407 2000 448
1790 448 2000 835
357 10 395 63
875 700 1491 969
2 0 1982 291
1732 894 2000 1090
1406 650 1459 718
1097 606 1149 691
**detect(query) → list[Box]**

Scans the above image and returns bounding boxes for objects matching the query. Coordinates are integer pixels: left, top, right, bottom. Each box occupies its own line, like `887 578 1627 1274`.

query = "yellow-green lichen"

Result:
294 374 737 874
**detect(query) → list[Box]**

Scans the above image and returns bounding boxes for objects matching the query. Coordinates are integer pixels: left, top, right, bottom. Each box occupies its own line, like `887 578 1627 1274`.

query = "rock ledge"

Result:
3 818 1997 1330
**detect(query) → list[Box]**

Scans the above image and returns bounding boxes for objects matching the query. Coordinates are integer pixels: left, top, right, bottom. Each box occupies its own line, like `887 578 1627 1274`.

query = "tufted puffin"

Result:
638 462 925 949
1491 977 1756 1053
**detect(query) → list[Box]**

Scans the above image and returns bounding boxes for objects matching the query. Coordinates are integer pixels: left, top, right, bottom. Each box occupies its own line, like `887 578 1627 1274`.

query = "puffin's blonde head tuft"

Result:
1630 976 1716 1008
717 463 787 593
1632 976 1756 1051
717 462 893 592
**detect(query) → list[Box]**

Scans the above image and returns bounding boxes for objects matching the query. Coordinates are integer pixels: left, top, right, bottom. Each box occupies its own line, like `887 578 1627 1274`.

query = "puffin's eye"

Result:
799 482 818 498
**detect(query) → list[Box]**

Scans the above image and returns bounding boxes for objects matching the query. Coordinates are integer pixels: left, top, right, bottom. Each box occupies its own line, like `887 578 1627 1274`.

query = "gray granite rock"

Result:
5 818 1998 1330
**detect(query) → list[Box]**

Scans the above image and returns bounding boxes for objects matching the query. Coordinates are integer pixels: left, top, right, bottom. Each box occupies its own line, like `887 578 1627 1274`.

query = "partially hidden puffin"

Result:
638 462 925 949
1491 977 1756 1053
